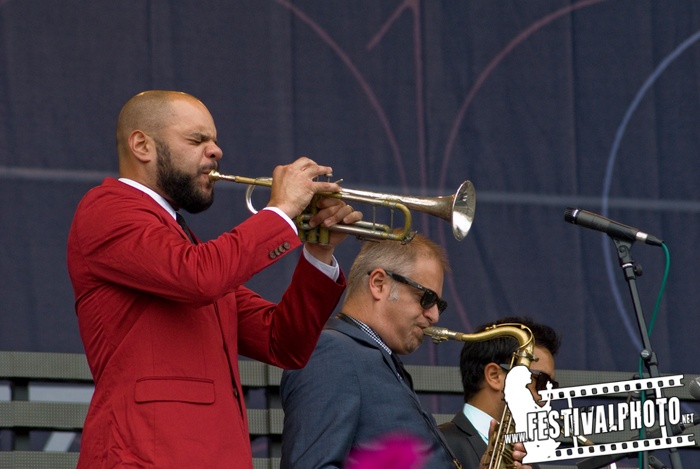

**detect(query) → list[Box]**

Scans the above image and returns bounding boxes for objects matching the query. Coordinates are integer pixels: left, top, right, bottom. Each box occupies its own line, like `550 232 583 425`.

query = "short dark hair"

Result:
459 316 561 402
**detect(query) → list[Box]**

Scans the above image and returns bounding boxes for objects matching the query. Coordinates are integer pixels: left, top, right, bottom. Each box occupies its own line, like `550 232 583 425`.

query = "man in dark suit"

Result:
439 317 561 468
279 236 531 469
67 90 361 469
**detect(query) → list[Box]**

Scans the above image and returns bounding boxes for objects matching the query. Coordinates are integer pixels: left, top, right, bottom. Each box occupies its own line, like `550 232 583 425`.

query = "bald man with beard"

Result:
67 90 361 469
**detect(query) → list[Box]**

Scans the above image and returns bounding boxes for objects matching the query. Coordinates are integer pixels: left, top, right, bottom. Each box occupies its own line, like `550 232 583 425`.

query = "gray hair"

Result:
344 233 450 300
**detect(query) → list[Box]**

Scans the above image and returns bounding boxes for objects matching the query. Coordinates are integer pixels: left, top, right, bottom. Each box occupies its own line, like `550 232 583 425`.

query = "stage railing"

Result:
0 351 697 469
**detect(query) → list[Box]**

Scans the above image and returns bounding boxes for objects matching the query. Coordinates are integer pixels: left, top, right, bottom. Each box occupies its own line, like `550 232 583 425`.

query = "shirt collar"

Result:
118 178 177 220
462 403 493 444
339 314 393 355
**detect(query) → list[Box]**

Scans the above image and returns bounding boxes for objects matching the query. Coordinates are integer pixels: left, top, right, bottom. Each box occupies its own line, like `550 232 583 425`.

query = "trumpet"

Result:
208 170 475 244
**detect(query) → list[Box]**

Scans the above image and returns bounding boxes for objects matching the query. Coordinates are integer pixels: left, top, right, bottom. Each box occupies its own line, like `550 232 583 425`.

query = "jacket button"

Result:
283 242 291 250
269 251 276 259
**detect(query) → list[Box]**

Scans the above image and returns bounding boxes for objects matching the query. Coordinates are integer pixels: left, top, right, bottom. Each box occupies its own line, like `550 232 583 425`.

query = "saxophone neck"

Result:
422 324 535 354
422 326 468 343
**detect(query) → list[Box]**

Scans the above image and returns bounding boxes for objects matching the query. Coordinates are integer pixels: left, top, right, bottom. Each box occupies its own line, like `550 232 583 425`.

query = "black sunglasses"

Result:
379 270 448 314
500 363 559 391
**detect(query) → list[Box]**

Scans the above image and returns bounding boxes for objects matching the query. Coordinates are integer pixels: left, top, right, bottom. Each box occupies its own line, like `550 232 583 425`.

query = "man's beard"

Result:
156 139 214 214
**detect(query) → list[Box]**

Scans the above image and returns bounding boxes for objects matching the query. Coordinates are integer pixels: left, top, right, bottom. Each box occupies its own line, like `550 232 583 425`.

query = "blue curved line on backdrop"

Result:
602 30 700 351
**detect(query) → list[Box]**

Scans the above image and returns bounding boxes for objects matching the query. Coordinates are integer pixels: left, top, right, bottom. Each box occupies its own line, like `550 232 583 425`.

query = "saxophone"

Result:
423 323 536 469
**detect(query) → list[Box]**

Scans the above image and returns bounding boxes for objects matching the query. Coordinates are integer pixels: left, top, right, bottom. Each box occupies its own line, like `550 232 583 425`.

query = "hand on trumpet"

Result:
267 157 363 264
267 157 341 219
304 195 363 262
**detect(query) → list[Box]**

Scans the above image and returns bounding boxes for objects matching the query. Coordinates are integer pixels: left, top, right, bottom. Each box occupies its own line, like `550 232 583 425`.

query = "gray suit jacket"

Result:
280 316 458 469
439 412 486 469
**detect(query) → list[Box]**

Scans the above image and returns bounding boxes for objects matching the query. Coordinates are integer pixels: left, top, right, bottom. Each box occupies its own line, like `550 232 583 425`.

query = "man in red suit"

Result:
67 90 361 468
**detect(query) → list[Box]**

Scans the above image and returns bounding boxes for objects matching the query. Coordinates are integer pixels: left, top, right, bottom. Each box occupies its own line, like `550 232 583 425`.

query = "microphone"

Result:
689 376 700 400
564 208 663 246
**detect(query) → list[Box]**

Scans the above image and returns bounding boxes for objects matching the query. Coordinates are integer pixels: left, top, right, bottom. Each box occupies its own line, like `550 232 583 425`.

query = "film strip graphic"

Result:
540 374 685 402
535 374 695 462
550 434 695 462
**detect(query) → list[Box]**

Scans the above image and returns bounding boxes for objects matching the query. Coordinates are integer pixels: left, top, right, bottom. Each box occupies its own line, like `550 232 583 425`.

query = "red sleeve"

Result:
236 254 346 369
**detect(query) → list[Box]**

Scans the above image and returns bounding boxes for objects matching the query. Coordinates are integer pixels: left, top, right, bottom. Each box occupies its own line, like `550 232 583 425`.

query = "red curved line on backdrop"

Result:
440 0 609 189
367 0 427 189
275 0 409 188
440 0 609 331
275 0 611 334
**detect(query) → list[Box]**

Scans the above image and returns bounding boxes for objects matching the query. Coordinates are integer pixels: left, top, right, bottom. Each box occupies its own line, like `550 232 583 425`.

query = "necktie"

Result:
176 212 197 244
391 353 414 390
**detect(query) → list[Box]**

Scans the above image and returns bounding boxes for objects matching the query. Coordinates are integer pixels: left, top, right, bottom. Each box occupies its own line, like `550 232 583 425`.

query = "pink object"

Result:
345 433 429 469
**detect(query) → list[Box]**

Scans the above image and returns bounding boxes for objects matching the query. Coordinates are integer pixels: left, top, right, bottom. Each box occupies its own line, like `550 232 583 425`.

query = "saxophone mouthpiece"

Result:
423 326 455 343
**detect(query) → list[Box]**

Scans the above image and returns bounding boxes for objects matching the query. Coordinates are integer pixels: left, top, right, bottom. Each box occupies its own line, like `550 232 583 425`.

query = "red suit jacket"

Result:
67 178 346 468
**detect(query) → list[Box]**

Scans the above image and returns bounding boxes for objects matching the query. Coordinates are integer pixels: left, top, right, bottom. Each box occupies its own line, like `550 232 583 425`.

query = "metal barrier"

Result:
0 351 697 469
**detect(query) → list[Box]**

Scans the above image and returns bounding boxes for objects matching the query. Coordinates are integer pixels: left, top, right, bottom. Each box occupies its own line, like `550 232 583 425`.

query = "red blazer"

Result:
67 178 345 468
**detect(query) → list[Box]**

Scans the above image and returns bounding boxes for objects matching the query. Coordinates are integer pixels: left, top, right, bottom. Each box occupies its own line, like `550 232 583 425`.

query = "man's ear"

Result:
483 362 505 391
128 130 154 163
367 269 389 301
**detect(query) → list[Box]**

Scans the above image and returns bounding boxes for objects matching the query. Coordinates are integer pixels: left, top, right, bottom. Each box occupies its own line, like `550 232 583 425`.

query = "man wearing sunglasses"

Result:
439 316 561 469
279 235 530 468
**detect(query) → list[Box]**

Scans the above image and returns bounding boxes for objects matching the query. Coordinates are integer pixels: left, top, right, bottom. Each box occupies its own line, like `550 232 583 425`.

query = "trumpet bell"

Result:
452 180 476 241
354 180 475 241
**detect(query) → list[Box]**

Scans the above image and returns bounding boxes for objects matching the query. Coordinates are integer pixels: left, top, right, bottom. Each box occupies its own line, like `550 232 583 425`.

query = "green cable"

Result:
638 242 670 468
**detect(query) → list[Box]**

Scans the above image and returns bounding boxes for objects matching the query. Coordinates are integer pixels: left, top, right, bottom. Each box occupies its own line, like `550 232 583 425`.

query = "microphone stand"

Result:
610 237 682 469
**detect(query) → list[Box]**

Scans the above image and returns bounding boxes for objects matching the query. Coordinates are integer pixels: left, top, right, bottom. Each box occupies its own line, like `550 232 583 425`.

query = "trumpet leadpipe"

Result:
208 170 271 187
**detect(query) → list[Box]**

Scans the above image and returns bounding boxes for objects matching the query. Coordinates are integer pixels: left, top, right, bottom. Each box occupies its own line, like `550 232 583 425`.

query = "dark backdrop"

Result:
1 0 699 463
